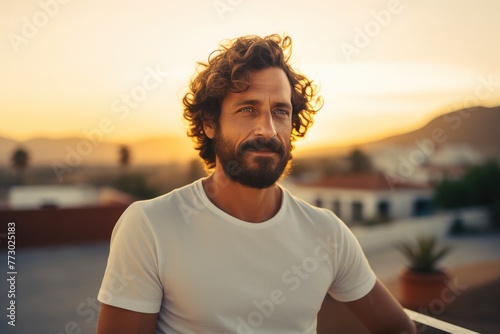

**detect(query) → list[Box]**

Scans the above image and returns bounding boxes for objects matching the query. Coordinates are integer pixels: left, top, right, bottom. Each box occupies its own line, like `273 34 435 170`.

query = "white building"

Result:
431 144 484 167
371 143 485 185
8 185 133 209
284 173 433 226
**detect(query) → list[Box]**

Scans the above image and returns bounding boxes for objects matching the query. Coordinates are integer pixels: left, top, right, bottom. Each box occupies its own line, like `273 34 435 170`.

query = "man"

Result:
97 34 416 333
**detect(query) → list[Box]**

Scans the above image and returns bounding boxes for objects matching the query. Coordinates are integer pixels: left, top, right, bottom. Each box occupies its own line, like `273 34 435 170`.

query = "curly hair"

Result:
182 34 323 169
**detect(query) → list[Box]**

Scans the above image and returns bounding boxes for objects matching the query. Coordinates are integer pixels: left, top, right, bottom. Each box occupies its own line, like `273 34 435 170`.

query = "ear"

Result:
203 120 215 139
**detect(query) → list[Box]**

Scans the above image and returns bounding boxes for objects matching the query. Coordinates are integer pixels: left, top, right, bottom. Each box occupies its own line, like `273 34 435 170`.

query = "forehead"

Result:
225 67 292 103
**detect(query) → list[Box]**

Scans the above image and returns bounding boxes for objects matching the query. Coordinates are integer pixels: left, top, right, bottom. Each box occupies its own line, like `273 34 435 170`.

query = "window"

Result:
377 200 390 222
414 198 433 216
352 201 363 222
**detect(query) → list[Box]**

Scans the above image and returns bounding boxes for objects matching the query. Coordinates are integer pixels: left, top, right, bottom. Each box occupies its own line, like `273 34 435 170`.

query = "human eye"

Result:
238 107 254 113
273 109 290 116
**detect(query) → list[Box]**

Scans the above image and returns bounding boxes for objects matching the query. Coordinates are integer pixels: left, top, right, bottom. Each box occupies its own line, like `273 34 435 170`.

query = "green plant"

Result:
363 214 389 227
396 236 453 274
448 214 466 235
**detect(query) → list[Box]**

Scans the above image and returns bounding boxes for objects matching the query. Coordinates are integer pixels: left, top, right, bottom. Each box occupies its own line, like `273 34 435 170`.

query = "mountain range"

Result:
296 106 500 158
1 106 499 167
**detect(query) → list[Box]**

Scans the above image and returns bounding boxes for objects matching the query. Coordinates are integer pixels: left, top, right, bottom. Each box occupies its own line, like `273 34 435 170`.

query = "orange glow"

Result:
2 1 500 150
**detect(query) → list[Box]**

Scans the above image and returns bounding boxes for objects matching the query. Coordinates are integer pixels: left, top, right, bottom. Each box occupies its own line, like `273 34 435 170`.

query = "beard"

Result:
213 133 291 189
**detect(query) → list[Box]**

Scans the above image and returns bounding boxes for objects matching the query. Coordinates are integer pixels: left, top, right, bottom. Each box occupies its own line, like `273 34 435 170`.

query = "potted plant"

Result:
396 235 453 310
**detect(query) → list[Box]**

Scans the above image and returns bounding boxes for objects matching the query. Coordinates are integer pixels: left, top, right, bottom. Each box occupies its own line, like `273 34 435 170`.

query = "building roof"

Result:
295 172 431 191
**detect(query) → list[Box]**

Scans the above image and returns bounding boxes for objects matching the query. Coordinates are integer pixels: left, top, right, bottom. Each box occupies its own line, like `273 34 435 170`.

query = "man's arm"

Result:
97 303 158 334
344 279 416 334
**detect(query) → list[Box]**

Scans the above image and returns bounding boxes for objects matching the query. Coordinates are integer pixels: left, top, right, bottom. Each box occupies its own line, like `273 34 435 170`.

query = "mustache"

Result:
238 138 284 155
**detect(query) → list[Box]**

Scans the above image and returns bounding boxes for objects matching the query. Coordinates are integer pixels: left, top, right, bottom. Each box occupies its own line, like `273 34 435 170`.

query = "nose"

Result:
254 111 277 139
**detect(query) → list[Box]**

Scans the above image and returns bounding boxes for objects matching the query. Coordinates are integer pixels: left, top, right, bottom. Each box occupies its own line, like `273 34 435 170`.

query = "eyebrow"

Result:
232 99 292 110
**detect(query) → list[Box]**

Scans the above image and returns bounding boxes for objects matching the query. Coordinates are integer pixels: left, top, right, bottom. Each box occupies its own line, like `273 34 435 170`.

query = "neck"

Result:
202 170 282 223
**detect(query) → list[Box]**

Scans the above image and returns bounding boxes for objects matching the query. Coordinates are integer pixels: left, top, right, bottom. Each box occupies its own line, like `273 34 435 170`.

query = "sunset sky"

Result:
2 0 500 151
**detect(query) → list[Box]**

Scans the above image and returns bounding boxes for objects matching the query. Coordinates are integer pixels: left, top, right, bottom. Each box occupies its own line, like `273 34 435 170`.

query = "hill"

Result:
1 106 499 167
298 106 500 158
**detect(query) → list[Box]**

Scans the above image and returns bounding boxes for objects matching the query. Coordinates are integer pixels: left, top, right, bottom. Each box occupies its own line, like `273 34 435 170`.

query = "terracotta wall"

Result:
0 204 128 248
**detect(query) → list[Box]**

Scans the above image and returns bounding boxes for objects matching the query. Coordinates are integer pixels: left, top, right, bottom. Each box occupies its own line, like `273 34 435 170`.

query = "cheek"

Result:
218 127 247 151
218 118 240 139
277 131 292 150
276 119 292 137
223 116 251 134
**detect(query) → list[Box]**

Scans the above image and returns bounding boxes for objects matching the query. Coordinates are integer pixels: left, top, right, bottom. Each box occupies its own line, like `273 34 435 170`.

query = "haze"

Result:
2 0 500 155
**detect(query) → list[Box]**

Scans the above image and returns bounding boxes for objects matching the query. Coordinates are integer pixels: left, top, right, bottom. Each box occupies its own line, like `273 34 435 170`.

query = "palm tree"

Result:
11 147 29 185
348 148 372 173
119 145 131 169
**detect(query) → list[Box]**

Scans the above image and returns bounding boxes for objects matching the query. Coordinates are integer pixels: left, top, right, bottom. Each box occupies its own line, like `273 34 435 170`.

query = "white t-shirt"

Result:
98 179 376 333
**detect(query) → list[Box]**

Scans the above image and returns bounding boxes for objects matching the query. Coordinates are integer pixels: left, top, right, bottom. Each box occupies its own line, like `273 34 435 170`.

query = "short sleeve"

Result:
328 221 376 302
98 202 163 313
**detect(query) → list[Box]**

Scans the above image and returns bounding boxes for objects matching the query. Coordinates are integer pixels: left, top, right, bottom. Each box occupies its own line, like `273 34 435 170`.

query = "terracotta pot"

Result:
398 268 451 310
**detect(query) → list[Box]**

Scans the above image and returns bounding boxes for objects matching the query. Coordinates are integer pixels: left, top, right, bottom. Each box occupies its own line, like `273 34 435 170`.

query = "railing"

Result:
405 308 480 334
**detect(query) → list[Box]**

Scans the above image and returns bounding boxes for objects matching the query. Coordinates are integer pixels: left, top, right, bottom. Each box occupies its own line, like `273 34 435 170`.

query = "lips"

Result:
246 147 273 152
250 149 275 154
